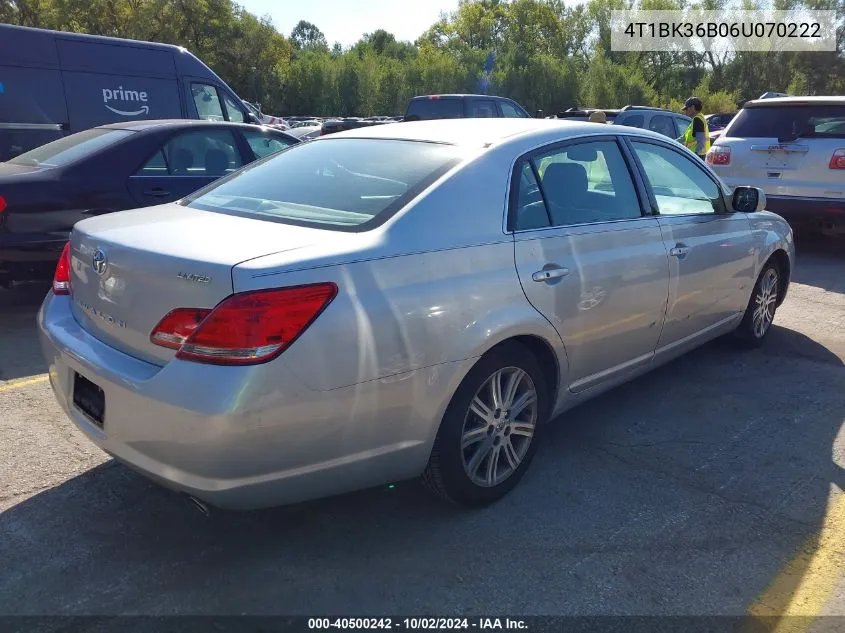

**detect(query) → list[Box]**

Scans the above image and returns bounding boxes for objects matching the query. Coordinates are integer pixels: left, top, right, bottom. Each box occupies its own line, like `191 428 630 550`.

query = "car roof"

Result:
97 119 283 132
319 118 672 149
744 96 845 108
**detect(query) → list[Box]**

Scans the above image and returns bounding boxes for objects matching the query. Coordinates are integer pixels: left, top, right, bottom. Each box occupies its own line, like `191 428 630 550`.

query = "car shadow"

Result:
1 327 842 621
0 286 50 382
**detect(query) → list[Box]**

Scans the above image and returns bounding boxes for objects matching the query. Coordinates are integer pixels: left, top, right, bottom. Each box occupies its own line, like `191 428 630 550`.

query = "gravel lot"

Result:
0 239 842 625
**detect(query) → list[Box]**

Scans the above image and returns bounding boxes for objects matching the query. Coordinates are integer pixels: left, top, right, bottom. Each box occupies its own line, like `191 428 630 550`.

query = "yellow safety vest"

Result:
682 113 710 155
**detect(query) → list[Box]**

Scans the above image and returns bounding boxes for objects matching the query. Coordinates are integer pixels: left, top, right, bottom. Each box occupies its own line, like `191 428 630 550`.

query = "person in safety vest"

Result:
678 97 710 159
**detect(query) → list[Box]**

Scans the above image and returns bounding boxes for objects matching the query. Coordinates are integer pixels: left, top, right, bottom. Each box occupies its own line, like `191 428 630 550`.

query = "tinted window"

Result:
727 105 845 139
500 101 528 118
470 100 496 118
192 83 225 121
649 115 675 138
243 130 295 158
513 163 549 230
140 130 242 176
528 140 641 226
674 116 692 136
617 114 644 128
631 141 721 215
405 98 464 120
185 139 464 230
223 93 245 123
8 128 133 167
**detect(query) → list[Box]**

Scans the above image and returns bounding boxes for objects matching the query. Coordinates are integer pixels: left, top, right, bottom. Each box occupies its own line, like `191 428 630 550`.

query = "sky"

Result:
239 0 461 47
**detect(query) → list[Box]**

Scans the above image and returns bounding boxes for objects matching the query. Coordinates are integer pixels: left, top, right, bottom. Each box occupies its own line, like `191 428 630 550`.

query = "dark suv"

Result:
404 95 533 121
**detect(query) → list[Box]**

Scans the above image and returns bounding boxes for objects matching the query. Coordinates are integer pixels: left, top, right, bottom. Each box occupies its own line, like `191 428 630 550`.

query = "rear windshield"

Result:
7 128 133 168
726 105 845 139
184 138 465 231
406 98 464 120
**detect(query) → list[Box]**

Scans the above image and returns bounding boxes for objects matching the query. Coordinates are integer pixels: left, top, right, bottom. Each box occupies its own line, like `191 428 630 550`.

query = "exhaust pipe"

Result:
185 494 210 517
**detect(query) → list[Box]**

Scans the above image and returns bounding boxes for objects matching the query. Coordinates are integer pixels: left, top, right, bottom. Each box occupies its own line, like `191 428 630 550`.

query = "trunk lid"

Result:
68 204 325 365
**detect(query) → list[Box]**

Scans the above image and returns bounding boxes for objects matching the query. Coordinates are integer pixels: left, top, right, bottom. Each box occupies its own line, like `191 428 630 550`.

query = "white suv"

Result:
707 96 845 236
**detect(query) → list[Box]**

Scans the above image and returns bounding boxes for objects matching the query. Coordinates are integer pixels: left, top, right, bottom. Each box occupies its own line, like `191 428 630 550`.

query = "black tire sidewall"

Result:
738 262 780 344
432 342 549 506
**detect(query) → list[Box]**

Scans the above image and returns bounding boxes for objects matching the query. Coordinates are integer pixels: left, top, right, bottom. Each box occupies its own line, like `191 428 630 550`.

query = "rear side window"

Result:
727 105 845 139
8 128 132 167
405 98 464 120
514 140 642 228
617 114 644 128
185 138 464 230
470 100 496 118
649 115 675 138
138 129 243 176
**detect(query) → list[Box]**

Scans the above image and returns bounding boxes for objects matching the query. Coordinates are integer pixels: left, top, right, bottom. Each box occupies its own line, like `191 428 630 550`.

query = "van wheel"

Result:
422 342 548 507
734 262 780 347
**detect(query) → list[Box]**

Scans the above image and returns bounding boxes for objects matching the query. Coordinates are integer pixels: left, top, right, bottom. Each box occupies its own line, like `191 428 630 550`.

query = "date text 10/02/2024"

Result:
307 618 529 630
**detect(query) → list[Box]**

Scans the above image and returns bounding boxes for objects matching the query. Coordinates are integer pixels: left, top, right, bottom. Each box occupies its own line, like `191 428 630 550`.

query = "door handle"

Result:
143 188 171 198
532 266 570 282
669 245 689 258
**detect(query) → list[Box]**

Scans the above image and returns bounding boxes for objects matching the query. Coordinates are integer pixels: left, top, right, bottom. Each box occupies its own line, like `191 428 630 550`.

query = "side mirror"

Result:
732 186 766 213
535 109 544 118
244 111 259 124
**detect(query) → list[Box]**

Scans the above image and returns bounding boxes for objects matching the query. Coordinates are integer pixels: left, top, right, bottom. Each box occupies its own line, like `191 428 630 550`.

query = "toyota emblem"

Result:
92 249 108 276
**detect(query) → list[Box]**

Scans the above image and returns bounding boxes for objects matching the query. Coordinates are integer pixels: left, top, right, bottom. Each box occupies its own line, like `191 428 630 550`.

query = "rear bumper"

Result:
38 292 465 510
760 195 845 227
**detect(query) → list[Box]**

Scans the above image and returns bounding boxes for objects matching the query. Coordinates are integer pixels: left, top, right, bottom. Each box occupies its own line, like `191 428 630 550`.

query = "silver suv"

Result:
707 96 845 235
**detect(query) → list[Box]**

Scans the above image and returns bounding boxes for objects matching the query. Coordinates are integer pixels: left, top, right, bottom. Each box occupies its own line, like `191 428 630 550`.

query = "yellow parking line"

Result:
748 492 845 632
0 374 49 394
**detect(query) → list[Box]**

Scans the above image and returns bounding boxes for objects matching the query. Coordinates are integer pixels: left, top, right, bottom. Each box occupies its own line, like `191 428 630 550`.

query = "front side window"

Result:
192 83 225 121
139 130 243 176
8 128 133 167
631 141 721 215
500 101 528 118
515 140 641 228
223 93 245 123
674 117 692 136
243 130 295 158
185 138 465 230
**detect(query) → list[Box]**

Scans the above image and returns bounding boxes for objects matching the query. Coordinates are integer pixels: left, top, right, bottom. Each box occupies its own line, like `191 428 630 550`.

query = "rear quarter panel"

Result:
232 148 568 393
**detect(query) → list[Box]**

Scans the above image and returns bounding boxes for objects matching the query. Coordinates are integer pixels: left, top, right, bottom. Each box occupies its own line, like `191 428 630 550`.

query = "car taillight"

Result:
706 146 731 166
0 195 7 214
150 283 338 365
829 149 845 169
52 242 71 295
150 308 212 349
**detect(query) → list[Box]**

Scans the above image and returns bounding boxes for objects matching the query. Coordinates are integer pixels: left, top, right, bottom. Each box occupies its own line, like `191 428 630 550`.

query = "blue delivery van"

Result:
0 24 257 160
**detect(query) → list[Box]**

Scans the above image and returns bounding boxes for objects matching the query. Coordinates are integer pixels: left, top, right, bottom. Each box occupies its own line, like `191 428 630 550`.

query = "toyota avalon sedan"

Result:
38 118 794 511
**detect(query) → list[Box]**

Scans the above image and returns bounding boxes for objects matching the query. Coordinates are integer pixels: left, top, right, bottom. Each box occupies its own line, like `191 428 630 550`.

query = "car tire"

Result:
733 261 781 348
422 342 549 507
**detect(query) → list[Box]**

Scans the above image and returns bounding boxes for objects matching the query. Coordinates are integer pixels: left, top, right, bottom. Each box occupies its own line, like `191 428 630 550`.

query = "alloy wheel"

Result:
460 366 538 488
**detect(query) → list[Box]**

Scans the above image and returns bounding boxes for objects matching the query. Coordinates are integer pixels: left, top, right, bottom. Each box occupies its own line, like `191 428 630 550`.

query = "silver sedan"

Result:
38 118 794 510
